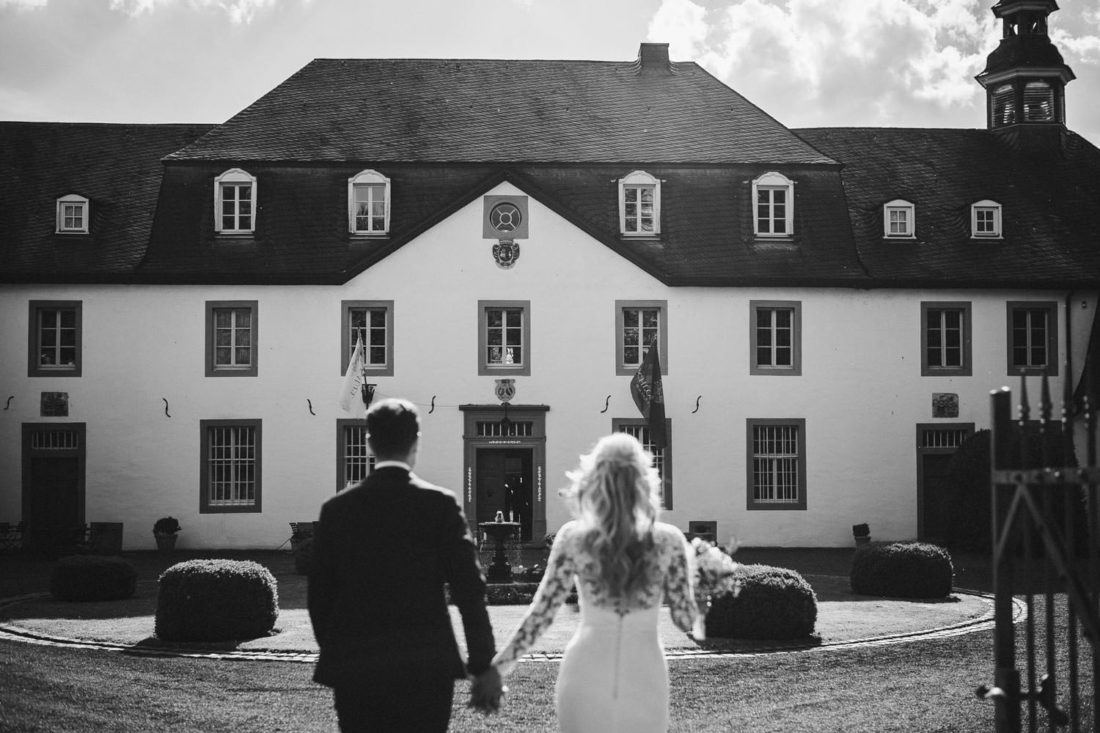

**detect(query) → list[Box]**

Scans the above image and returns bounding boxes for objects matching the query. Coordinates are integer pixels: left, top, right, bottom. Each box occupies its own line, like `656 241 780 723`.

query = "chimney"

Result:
638 43 671 73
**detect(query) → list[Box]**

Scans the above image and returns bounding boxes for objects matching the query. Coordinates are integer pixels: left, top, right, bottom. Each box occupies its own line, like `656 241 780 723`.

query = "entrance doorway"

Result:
916 423 973 542
476 448 533 541
22 424 85 556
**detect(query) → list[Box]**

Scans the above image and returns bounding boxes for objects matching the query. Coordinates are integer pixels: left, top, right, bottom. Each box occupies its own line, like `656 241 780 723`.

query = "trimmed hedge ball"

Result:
705 564 818 640
156 559 279 642
50 554 137 602
850 542 953 599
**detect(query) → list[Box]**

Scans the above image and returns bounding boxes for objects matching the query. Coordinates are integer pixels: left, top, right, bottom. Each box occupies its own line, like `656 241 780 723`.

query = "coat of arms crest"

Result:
492 239 520 269
494 378 516 403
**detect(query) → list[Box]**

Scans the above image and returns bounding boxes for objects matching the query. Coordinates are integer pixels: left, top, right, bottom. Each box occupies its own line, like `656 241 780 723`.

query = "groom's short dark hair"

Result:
366 398 420 458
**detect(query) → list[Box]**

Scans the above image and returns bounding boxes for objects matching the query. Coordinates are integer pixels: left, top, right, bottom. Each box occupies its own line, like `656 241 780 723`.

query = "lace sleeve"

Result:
491 524 576 676
664 528 698 634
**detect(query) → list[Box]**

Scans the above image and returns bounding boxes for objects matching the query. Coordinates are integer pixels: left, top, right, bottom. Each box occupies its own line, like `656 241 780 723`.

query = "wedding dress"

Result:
493 520 697 733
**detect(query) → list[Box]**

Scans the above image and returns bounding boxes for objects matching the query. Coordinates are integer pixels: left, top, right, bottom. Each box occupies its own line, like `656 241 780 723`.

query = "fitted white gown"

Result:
493 520 697 733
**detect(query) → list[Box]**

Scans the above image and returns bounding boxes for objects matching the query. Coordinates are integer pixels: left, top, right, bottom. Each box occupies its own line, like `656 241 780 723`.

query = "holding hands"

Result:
468 665 506 714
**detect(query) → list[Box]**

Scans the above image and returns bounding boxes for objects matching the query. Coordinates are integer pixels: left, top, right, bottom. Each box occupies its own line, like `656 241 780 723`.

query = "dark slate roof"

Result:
0 122 213 281
164 57 835 166
794 126 1100 287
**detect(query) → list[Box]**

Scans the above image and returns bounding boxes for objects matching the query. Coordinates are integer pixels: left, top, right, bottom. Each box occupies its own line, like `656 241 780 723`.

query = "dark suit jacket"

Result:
308 466 495 687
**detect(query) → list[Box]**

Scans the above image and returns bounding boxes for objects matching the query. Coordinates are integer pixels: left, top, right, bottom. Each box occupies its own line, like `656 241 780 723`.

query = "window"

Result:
205 301 258 377
1023 81 1053 122
747 418 806 510
337 419 375 491
615 300 667 376
348 169 391 235
613 418 673 509
28 301 82 377
971 200 1002 239
341 301 393 376
200 420 261 512
922 302 972 376
478 301 530 376
883 199 915 238
618 170 660 236
1007 301 1058 376
991 83 1016 127
214 168 256 234
750 301 801 376
752 171 793 238
55 194 89 234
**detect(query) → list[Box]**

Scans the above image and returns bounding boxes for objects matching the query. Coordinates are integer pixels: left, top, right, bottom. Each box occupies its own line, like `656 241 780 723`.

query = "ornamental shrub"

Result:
850 542 953 599
50 554 136 602
704 564 817 640
156 559 279 642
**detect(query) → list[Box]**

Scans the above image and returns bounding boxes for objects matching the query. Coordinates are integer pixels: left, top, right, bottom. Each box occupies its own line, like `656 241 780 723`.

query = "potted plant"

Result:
153 517 181 552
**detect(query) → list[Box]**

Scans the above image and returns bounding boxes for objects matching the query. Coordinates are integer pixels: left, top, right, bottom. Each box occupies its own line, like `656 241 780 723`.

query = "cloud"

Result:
1 0 294 23
0 0 49 7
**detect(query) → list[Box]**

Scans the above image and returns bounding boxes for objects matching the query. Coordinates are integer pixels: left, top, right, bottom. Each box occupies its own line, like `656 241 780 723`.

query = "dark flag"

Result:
630 340 667 450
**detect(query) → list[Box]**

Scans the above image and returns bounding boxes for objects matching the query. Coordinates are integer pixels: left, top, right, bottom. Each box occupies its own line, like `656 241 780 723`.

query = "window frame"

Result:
618 170 661 237
971 200 1003 239
347 169 391 236
750 300 802 376
28 300 83 377
478 300 530 376
340 300 394 376
214 168 256 235
612 417 673 509
883 199 915 239
55 194 89 234
746 418 807 511
199 418 262 513
336 418 376 491
752 171 794 239
921 302 973 377
205 300 258 377
615 299 668 376
1006 301 1059 376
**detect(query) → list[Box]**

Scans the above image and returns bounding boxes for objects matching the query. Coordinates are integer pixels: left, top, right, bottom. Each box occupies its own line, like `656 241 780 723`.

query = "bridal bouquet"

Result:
691 537 741 606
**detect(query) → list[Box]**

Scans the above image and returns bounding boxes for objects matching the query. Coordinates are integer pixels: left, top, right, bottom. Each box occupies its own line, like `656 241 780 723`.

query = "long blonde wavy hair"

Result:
560 432 663 599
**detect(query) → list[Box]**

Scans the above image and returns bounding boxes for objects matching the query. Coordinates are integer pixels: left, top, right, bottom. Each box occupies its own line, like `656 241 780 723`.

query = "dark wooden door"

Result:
920 452 953 543
28 455 81 555
476 449 533 541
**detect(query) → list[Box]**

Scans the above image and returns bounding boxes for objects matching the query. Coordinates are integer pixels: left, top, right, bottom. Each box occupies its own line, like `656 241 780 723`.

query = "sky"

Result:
1 0 1098 146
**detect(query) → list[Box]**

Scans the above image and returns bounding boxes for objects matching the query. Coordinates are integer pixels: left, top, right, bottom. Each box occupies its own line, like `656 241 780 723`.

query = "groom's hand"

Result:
468 666 505 714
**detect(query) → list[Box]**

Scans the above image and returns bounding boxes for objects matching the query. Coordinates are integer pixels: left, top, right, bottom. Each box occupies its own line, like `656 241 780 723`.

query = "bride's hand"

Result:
468 665 506 714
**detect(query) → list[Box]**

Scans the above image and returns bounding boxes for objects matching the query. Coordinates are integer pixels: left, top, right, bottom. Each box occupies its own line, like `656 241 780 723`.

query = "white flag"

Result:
338 333 367 417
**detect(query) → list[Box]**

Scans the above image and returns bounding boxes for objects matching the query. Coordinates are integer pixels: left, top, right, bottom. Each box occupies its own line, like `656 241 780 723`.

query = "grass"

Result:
0 547 1088 732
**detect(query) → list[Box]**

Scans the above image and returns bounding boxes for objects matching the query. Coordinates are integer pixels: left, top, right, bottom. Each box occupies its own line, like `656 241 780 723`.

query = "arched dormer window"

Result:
971 200 1003 239
618 170 660 236
348 169 391 235
56 193 89 234
883 199 915 239
214 168 256 234
752 171 793 238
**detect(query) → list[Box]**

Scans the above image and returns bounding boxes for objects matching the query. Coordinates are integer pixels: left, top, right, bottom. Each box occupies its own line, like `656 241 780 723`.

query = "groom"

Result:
308 397 503 731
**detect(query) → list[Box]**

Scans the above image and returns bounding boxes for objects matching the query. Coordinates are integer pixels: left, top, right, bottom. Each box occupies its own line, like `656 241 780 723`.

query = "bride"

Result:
490 432 698 732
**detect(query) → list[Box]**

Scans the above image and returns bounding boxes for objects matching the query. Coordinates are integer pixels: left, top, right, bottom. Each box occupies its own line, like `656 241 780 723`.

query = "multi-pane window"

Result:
214 168 255 234
618 170 660 236
348 170 390 235
752 172 793 237
28 301 82 377
747 419 806 510
200 420 261 513
342 301 393 376
56 194 89 234
971 200 1002 238
614 419 673 509
615 300 667 376
206 301 258 377
338 421 376 491
1007 302 1058 376
478 301 530 376
750 301 801 376
883 200 914 238
922 302 972 376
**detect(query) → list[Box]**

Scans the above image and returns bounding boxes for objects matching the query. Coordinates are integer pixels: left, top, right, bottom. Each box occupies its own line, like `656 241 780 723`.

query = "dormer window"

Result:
348 169 391 235
883 199 915 238
215 168 255 234
618 170 660 236
56 194 89 234
752 172 793 238
972 200 1003 239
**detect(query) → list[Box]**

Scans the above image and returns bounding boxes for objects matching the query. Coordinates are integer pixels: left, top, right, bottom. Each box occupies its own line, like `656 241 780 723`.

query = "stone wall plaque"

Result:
41 392 69 417
932 393 959 418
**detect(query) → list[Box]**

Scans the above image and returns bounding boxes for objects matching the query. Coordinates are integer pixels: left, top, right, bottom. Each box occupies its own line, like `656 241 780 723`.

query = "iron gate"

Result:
978 373 1099 731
